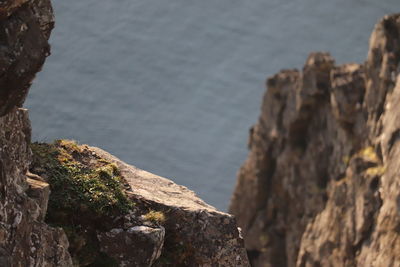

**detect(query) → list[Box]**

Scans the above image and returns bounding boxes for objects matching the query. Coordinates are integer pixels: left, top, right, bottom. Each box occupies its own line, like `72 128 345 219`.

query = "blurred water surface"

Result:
26 0 398 210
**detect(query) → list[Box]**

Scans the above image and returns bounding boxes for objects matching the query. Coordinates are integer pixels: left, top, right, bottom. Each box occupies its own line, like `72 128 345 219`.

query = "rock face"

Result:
30 141 250 266
230 14 400 266
0 113 249 266
93 147 250 267
0 0 249 266
0 0 72 266
0 109 72 266
0 0 53 116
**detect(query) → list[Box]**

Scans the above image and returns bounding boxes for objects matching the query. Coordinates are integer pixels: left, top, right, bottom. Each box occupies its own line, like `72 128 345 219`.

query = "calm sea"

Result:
26 0 398 210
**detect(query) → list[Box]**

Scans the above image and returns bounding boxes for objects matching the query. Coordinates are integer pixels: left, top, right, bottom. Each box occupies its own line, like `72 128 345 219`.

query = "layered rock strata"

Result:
230 14 400 267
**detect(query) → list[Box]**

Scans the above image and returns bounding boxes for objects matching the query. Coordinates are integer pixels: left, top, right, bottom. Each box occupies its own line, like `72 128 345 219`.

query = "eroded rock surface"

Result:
0 0 53 116
104 146 250 266
0 0 248 265
30 141 249 266
230 14 400 267
0 1 67 265
0 109 72 266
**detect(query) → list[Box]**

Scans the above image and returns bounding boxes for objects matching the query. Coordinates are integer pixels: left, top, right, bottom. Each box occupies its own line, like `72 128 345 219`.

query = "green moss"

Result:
365 165 386 176
30 140 134 266
143 210 166 225
353 146 385 177
357 146 379 163
31 140 133 218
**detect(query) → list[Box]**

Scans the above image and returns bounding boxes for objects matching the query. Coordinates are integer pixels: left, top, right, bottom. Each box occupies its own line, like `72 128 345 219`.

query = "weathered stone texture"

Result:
230 14 400 267
0 0 53 117
0 109 72 266
0 1 68 265
27 139 249 266
98 226 165 266
0 0 247 266
92 147 250 267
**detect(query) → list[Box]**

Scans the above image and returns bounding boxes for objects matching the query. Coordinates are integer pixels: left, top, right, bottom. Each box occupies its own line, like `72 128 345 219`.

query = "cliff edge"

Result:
0 1 249 266
230 14 400 267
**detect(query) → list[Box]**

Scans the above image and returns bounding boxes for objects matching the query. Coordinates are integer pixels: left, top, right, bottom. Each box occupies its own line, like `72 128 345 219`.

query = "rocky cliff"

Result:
230 14 400 267
0 1 249 266
0 1 72 266
29 140 249 266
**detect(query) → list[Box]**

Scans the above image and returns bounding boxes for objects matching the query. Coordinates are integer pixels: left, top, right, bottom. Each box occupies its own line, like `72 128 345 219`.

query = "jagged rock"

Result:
0 109 72 266
230 13 400 267
30 141 250 266
0 1 67 265
0 0 54 117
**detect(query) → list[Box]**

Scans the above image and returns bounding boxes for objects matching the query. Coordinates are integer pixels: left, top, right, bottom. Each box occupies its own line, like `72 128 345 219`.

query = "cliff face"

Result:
230 14 400 266
0 1 249 266
29 141 250 266
0 1 72 266
0 0 53 117
0 110 72 266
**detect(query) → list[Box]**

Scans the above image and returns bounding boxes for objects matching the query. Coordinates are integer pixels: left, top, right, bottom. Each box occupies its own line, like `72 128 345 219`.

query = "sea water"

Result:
26 0 398 210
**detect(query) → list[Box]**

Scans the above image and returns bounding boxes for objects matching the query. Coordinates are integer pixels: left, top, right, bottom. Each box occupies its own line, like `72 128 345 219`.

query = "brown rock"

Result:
0 0 54 117
0 0 29 19
30 141 249 266
0 109 72 266
230 13 400 267
26 177 50 221
91 145 251 266
0 1 64 264
98 226 165 266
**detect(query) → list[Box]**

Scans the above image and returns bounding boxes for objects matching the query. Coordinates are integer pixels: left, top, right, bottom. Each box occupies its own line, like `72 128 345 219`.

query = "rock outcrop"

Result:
0 109 73 266
30 140 249 266
230 14 400 266
0 1 72 266
93 147 249 266
0 0 53 117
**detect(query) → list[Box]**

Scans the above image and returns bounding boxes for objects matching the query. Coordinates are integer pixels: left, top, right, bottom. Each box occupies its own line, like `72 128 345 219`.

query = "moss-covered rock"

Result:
31 140 248 266
31 140 133 220
30 140 134 266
